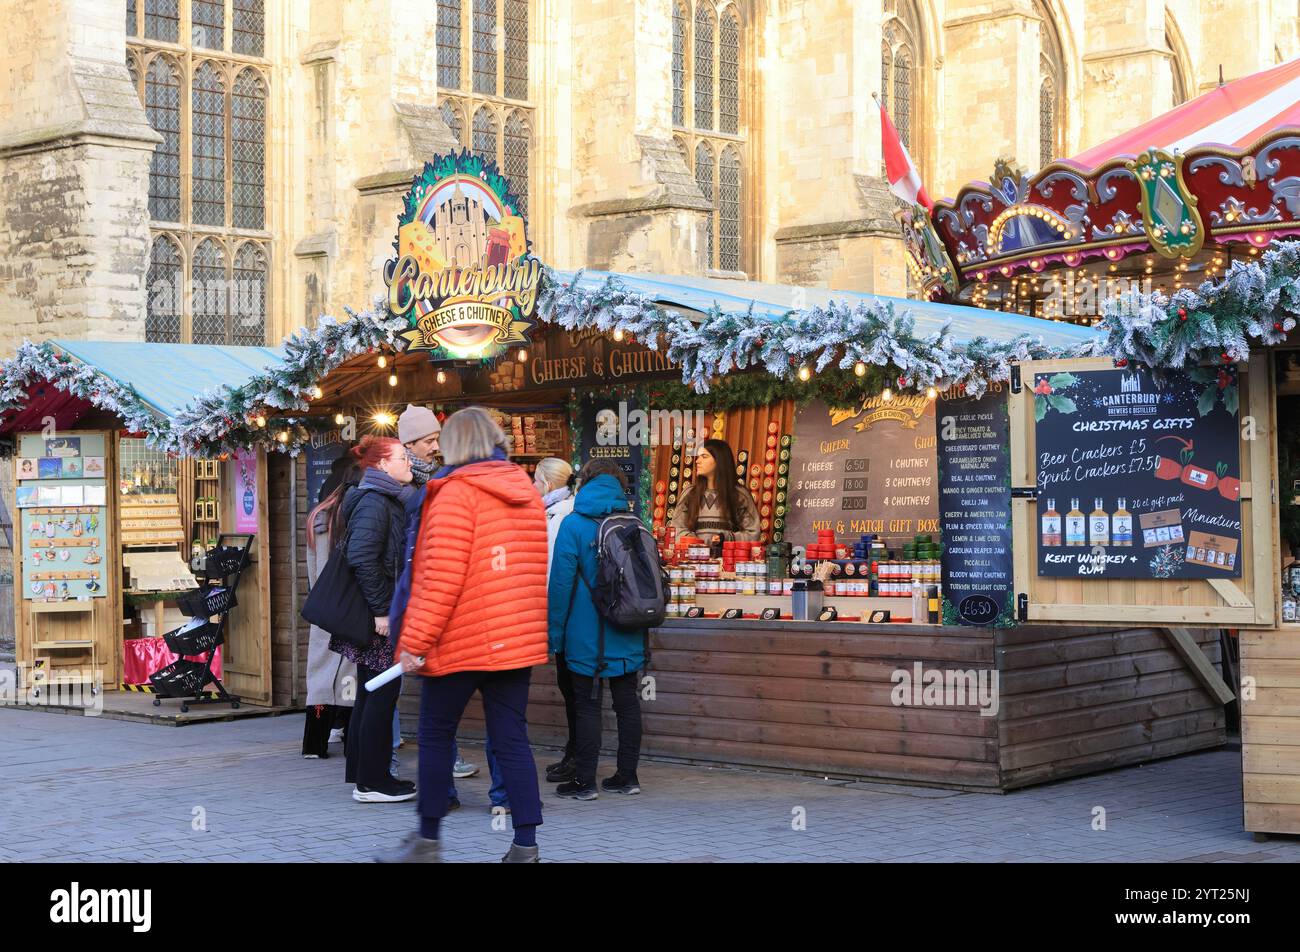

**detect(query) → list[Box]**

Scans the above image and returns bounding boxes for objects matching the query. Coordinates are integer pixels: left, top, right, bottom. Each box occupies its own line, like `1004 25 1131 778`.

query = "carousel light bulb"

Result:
377 354 387 369
797 365 811 382
517 348 529 362
854 362 866 377
881 388 893 403
436 370 447 384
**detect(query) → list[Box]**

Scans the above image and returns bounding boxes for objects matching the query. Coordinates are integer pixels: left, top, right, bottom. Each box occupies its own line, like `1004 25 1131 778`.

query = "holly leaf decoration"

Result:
1048 373 1078 389
1197 384 1217 417
1186 367 1214 385
1046 394 1076 414
1222 384 1240 417
1034 394 1048 422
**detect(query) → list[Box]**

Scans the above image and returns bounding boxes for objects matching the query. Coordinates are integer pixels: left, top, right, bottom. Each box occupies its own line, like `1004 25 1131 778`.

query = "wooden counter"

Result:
445 619 1227 792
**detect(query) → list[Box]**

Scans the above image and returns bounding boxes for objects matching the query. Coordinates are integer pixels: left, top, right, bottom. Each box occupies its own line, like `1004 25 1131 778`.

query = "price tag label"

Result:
721 608 744 620
760 607 781 620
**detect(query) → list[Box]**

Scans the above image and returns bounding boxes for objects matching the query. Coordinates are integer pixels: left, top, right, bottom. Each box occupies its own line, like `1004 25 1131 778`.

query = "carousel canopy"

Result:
1070 56 1300 170
926 57 1300 296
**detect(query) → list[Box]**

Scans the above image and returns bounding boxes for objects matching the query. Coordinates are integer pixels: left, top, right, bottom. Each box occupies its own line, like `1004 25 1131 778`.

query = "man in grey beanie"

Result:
398 404 442 487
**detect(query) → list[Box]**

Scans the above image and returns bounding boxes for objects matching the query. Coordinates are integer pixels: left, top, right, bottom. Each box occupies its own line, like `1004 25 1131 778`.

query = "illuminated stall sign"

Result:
383 152 540 360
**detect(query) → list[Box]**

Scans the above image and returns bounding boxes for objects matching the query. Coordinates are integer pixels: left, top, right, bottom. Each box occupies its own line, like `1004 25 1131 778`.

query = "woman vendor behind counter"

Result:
669 439 761 542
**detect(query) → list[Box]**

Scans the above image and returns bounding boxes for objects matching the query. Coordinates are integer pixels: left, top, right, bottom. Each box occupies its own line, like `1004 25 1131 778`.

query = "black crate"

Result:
163 621 223 657
176 585 236 618
149 659 210 698
204 545 250 579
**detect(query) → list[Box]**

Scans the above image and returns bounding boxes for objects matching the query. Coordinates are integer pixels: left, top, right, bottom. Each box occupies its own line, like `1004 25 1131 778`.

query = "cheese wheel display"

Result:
766 434 778 448
762 490 773 504
764 462 775 475
765 448 777 462
749 477 760 493
763 475 774 488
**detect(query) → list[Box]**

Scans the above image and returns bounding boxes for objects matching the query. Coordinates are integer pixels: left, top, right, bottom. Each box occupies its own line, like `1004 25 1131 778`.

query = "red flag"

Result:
878 96 932 210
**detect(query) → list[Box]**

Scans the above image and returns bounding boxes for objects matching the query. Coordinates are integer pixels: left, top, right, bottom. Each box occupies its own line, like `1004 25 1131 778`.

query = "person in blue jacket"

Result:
547 460 646 800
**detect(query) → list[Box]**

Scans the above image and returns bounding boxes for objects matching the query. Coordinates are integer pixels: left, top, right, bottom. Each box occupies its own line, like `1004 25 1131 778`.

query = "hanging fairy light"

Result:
372 411 395 427
436 370 447 384
334 413 346 425
797 365 811 382
255 414 267 428
377 354 388 369
310 386 323 400
854 362 867 377
926 386 938 400
388 373 398 387
276 430 290 444
881 387 893 403
517 348 529 362
612 329 625 342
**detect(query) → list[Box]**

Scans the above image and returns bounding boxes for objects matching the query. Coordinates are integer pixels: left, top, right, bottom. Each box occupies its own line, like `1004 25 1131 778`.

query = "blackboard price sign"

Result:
937 387 1013 627
1034 366 1242 580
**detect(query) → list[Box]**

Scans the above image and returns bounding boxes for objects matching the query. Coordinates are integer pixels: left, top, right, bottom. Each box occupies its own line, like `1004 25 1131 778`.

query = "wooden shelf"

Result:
32 639 94 648
29 601 95 614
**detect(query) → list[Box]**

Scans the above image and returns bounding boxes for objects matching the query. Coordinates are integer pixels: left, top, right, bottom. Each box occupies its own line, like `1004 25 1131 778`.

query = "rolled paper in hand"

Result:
365 659 421 693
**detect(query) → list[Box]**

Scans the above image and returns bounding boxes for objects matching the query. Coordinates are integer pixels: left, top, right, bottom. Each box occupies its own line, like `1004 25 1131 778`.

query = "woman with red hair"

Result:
331 435 416 802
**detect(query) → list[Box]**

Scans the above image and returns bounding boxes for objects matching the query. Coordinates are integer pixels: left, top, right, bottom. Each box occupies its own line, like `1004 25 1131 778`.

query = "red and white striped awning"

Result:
1068 56 1300 169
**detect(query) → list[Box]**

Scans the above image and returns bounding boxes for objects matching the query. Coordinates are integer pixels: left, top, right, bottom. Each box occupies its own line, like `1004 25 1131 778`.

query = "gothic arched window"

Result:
438 0 463 89
1037 2 1066 168
472 106 499 162
130 4 271 344
473 0 499 95
675 3 750 274
146 234 183 343
504 110 531 215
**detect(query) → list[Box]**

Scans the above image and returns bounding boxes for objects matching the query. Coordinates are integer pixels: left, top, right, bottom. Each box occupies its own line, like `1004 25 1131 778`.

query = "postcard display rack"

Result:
149 534 254 712
13 432 112 694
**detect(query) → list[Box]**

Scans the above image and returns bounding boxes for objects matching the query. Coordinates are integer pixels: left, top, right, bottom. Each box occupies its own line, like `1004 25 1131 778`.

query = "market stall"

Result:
0 342 280 707
913 57 1300 824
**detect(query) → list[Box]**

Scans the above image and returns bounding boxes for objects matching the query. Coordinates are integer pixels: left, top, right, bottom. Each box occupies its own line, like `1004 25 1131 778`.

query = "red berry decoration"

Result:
1275 322 1284 332
1217 370 1231 390
1177 307 1187 320
1222 352 1232 364
1115 358 1129 368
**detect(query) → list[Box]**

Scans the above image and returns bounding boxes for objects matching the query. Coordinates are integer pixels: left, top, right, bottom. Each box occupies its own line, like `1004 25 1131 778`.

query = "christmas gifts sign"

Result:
1034 365 1241 579
382 152 539 361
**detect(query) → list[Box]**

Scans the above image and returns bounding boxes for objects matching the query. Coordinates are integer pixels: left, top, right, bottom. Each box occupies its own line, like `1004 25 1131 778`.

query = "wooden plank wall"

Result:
1240 628 1300 834
451 622 1227 791
996 626 1226 788
268 453 311 707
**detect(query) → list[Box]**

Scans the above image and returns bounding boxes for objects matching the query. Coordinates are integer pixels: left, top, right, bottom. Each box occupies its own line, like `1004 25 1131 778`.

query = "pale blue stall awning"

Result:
552 270 1101 350
48 340 287 418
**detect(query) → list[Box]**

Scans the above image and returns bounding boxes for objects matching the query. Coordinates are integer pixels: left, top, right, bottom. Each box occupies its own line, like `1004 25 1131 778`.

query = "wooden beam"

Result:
1164 627 1236 705
1208 578 1253 608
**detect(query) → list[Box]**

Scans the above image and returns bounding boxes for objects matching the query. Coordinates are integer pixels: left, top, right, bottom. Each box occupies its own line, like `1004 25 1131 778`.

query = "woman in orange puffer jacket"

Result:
379 407 548 865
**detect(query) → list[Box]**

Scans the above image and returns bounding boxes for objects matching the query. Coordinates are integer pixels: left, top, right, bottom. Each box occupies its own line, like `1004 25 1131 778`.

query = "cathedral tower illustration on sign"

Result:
432 182 489 268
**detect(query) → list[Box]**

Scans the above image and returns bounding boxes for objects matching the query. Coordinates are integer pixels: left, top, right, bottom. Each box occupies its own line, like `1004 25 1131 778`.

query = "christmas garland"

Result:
4 242 1298 457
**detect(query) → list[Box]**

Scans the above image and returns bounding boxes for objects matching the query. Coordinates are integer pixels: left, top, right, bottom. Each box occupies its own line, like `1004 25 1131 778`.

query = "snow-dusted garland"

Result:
2 243 1298 456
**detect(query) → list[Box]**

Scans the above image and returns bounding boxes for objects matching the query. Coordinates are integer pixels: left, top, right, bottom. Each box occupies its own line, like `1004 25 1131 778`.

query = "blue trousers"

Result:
418 667 541 829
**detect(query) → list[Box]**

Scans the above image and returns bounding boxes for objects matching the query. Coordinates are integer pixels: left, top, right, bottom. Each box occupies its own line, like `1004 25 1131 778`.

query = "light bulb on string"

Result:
881 387 893 403
311 386 323 400
334 413 345 426
613 329 625 342
276 430 290 444
377 354 387 369
517 348 529 362
797 365 811 382
436 370 447 385
926 386 938 400
388 373 398 387
255 415 267 428
854 362 866 378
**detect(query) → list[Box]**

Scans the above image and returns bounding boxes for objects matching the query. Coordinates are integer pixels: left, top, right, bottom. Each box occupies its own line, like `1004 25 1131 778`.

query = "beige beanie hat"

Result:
397 404 441 444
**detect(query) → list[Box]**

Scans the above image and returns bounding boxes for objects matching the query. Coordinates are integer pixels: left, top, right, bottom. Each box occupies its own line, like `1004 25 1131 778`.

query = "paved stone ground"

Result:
1 707 1297 863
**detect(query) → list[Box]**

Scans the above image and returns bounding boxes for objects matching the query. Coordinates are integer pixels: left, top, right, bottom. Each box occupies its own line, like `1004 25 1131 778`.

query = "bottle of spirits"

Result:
1041 498 1061 546
1089 498 1110 546
1065 498 1086 546
1112 497 1133 546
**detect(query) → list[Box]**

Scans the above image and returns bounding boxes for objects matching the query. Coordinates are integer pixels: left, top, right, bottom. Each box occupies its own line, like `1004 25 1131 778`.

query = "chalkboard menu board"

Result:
1034 366 1242 579
785 398 939 546
937 387 1014 626
578 393 642 515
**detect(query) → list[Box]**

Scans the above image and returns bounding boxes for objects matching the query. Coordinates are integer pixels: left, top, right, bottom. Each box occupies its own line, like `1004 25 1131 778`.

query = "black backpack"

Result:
568 512 668 696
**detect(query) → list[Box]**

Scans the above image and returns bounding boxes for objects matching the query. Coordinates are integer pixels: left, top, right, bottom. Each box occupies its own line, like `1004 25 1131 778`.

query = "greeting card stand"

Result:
149 534 254 712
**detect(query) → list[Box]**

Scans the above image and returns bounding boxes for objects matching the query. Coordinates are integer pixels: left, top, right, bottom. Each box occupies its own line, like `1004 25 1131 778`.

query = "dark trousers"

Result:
302 704 339 757
418 667 543 830
571 670 643 785
554 653 578 760
346 663 401 788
